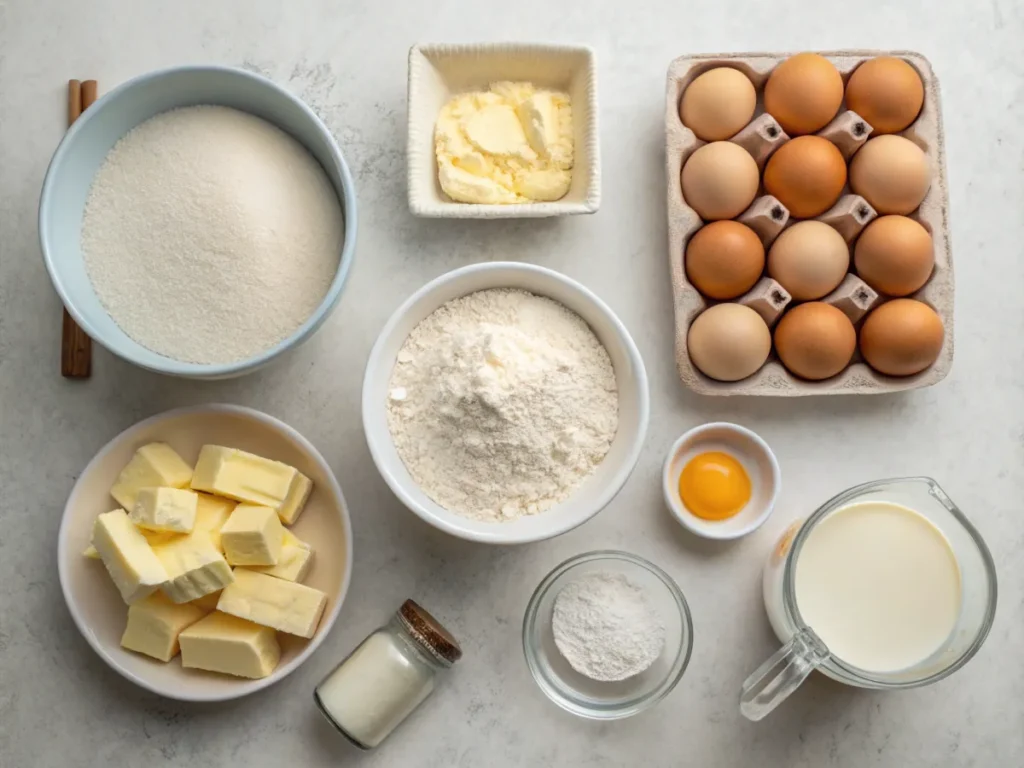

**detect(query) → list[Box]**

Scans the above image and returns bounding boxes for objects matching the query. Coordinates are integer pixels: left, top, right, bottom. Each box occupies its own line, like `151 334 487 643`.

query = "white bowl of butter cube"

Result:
57 404 353 701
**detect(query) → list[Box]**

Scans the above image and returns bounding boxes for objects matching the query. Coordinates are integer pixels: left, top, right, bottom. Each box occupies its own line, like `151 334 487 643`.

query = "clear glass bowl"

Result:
522 550 693 719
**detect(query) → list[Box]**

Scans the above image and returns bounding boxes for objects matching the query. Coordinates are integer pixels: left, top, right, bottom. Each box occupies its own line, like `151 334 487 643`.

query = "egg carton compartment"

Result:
666 50 953 396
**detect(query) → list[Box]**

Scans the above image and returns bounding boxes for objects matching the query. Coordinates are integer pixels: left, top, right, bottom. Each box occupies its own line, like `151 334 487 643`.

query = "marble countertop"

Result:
2 1 1022 765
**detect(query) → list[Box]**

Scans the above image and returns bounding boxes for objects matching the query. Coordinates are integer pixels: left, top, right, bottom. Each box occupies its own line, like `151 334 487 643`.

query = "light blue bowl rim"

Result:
38 64 359 378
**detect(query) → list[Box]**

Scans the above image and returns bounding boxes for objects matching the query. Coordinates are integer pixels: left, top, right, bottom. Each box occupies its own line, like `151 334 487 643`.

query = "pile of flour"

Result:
386 289 618 522
552 571 666 682
81 105 343 364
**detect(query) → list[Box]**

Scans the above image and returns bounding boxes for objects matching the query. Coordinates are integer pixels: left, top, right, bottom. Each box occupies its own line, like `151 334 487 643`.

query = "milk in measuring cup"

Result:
777 501 962 672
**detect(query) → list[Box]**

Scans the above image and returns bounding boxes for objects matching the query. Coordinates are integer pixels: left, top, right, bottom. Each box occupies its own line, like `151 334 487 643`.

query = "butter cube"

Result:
194 493 236 551
85 529 175 559
120 592 206 662
189 590 222 613
220 504 285 566
154 531 233 603
217 568 327 638
130 487 198 533
141 528 180 547
252 529 313 582
91 510 169 604
110 443 193 511
277 474 313 526
190 445 312 524
179 612 280 679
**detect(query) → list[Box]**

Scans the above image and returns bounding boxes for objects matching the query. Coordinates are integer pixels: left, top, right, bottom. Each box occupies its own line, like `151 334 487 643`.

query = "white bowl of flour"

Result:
39 66 357 378
362 262 650 544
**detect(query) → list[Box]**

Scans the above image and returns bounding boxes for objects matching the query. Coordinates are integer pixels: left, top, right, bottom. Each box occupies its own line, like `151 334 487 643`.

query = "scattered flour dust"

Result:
81 105 344 364
552 571 666 682
386 289 618 522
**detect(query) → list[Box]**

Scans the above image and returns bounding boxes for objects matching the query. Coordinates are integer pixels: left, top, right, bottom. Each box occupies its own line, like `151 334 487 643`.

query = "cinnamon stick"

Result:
61 79 96 379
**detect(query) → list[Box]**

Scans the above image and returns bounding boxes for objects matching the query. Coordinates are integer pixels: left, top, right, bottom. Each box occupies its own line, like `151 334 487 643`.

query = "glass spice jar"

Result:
314 599 462 750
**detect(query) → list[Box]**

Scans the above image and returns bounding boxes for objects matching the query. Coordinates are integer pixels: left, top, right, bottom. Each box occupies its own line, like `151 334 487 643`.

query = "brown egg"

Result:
688 303 771 382
763 136 847 218
763 53 844 135
845 57 924 134
849 135 930 214
854 216 934 296
680 67 757 141
686 221 765 299
774 302 856 380
681 142 759 220
859 299 944 376
768 221 849 300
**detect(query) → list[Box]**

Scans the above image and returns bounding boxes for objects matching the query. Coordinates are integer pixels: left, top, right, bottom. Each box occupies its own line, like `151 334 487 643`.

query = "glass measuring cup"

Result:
741 477 997 721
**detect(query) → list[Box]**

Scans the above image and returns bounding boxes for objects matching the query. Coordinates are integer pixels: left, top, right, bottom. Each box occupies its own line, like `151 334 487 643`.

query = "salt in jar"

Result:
314 599 462 749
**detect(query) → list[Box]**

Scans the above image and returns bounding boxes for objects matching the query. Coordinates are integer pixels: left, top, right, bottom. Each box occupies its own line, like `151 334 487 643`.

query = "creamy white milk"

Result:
794 501 962 673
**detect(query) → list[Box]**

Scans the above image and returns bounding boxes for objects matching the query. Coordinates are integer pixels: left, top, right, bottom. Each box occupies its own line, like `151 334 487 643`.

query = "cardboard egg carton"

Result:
666 51 953 396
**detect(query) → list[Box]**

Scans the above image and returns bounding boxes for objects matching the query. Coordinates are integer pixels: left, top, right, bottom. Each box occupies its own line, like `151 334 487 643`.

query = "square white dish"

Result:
407 42 601 218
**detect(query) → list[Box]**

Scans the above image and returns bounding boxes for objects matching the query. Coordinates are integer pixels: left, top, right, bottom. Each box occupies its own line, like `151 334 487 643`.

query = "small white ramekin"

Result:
662 422 781 540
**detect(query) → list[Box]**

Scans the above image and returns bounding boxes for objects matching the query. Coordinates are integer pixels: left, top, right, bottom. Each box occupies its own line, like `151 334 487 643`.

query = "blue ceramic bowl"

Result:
39 66 358 378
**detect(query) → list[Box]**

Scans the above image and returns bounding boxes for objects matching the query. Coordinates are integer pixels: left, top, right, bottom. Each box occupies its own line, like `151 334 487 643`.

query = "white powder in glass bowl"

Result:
81 105 344 364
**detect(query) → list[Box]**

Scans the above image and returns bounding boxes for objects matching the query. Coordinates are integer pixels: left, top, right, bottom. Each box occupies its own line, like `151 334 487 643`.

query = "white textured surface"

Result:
0 1 1022 766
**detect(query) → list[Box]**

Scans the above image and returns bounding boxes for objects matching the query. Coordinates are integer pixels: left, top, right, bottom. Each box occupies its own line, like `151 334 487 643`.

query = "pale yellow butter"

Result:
154 530 233 604
194 493 236 551
86 528 175 558
434 82 573 204
130 487 198 533
179 611 280 679
190 445 312 525
190 590 223 613
91 509 169 604
251 529 313 582
120 592 206 662
110 443 193 511
217 568 327 638
220 504 285 566
277 473 313 526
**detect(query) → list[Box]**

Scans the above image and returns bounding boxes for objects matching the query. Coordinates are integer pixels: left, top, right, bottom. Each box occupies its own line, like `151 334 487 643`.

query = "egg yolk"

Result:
678 451 751 520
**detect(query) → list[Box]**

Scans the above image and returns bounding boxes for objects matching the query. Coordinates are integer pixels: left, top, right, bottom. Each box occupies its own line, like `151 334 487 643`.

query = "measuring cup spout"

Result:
740 627 830 721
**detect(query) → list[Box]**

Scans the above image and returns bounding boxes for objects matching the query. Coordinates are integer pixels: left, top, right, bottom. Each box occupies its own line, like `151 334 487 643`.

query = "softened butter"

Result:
435 82 573 204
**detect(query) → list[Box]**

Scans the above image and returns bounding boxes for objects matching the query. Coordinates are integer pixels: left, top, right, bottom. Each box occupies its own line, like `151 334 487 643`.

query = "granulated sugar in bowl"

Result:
82 106 343 365
39 65 358 378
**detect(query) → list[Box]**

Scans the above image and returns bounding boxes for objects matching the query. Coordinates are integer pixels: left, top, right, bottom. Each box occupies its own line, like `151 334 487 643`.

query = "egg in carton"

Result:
665 50 953 396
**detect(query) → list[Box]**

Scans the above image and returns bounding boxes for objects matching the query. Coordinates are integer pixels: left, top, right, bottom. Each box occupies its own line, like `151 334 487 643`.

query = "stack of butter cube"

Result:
86 442 327 679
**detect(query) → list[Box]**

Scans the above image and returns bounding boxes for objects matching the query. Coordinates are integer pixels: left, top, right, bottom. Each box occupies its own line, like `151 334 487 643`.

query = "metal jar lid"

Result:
398 599 462 666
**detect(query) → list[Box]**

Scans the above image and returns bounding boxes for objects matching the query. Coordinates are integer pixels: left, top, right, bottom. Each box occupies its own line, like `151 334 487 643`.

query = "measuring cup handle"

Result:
740 627 830 721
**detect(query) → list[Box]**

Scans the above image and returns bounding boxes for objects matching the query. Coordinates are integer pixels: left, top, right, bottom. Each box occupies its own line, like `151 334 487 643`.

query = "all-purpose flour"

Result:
81 106 343 364
552 571 666 682
386 289 618 522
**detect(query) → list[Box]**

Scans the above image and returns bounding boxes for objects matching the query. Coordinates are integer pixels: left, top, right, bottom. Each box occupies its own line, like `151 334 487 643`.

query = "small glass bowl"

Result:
522 550 693 719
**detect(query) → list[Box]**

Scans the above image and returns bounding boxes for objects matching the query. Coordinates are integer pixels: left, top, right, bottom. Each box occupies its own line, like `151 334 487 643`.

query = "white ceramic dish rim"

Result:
406 42 601 218
661 422 781 540
362 261 650 544
56 403 355 702
38 64 359 378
